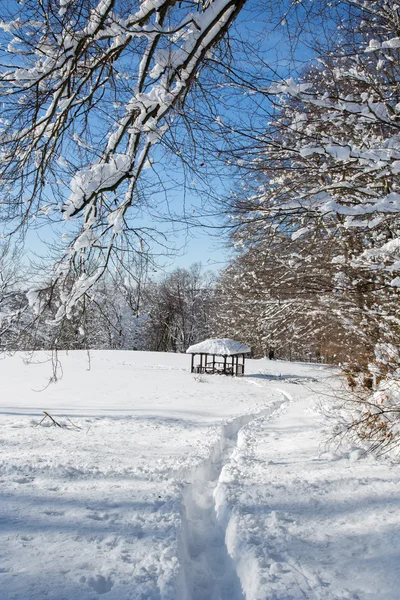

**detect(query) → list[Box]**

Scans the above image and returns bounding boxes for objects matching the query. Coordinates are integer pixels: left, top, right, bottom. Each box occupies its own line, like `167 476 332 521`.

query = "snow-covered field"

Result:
0 351 399 600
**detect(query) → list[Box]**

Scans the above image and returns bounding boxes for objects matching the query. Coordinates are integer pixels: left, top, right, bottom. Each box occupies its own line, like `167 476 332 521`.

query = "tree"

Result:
219 0 400 452
0 0 247 321
0 242 28 351
212 225 379 363
145 263 214 352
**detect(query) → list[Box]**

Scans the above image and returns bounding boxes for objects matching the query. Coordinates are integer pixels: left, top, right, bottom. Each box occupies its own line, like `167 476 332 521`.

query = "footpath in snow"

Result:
0 351 399 599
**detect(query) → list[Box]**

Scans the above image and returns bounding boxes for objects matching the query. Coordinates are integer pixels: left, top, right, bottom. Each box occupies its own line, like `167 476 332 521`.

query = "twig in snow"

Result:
38 411 63 428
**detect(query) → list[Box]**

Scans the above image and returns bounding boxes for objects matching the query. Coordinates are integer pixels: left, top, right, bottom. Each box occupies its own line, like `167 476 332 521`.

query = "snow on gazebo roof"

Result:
186 338 251 356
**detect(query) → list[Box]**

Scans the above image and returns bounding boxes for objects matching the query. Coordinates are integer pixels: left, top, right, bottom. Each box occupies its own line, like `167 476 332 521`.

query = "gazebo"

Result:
186 338 251 376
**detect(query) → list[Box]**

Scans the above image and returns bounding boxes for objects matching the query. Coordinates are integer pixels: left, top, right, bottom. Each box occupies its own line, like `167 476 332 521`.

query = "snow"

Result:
26 288 42 314
73 228 99 251
186 338 251 356
382 38 400 49
268 78 312 96
365 39 381 53
0 351 399 599
64 154 132 218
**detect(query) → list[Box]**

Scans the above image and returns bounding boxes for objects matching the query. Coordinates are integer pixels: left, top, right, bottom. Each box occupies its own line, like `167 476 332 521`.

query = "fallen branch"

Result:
38 411 63 428
36 411 82 430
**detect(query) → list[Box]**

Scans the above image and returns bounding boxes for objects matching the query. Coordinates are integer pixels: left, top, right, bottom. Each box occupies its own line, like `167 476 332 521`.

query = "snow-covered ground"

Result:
0 351 399 599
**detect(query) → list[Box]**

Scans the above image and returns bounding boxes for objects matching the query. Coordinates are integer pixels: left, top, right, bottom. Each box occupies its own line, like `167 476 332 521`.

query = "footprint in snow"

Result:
20 535 33 542
43 510 64 517
84 574 114 595
120 550 132 563
87 512 110 521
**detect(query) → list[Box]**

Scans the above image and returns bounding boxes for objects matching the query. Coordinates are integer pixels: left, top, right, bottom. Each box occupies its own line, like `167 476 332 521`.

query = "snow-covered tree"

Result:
220 0 400 452
0 243 28 351
212 225 379 363
145 263 215 352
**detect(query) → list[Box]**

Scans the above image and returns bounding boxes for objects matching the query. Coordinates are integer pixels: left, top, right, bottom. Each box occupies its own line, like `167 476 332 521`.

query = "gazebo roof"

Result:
186 338 251 356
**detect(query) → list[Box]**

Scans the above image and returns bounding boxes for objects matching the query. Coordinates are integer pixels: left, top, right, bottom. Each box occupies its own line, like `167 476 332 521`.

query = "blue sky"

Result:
24 200 229 275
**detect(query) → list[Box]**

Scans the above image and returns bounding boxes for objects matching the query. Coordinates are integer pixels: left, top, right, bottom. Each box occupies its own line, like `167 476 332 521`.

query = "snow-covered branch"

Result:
0 0 246 316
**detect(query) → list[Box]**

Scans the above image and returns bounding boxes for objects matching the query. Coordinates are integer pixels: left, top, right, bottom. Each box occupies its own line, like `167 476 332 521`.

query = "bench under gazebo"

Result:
186 338 250 376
